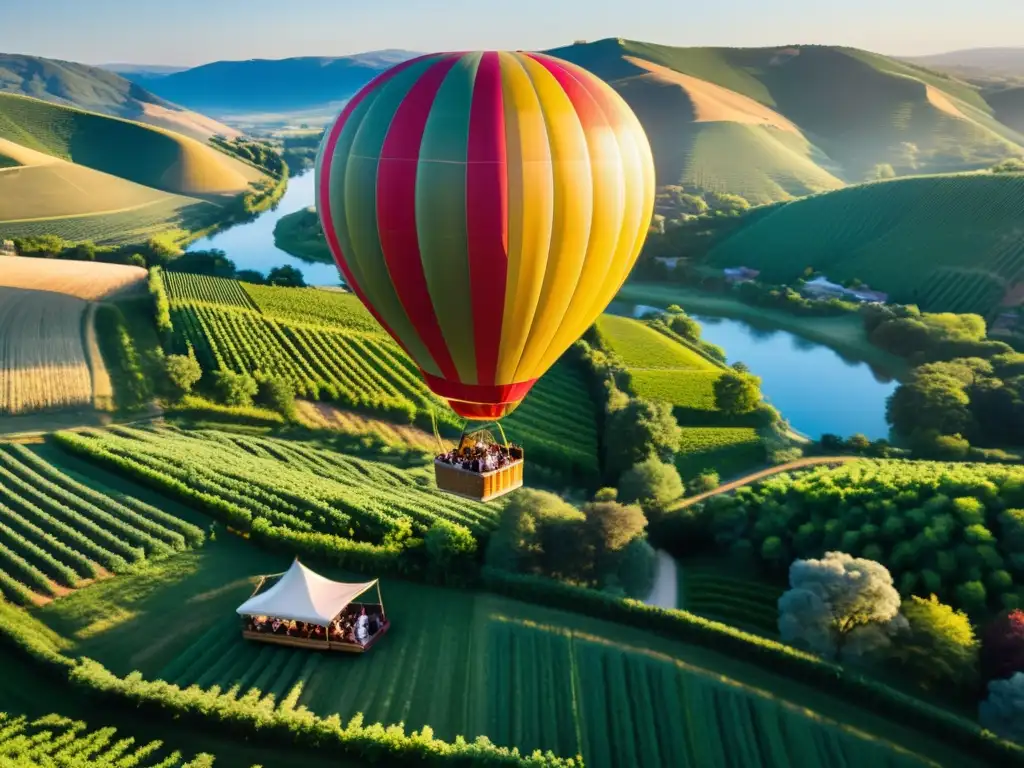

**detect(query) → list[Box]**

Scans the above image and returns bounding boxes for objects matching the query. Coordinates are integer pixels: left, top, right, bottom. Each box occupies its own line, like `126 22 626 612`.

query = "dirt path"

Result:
670 456 858 510
643 550 679 610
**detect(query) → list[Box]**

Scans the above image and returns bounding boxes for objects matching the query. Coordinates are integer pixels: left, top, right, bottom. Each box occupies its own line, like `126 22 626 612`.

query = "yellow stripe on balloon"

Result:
563 66 656 325
532 62 627 375
513 53 594 381
494 52 554 385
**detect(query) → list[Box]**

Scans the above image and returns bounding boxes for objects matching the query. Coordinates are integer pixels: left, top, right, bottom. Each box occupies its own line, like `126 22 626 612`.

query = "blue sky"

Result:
1 0 1019 66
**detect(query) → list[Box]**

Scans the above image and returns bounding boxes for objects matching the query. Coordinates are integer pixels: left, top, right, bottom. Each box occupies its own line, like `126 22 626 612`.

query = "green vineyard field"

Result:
143 601 937 768
0 444 204 604
242 283 385 334
59 425 500 539
160 272 600 477
598 315 716 370
707 173 1024 317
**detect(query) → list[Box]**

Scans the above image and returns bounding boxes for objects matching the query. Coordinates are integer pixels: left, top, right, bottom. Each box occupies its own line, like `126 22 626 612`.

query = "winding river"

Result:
190 172 342 286
197 176 896 440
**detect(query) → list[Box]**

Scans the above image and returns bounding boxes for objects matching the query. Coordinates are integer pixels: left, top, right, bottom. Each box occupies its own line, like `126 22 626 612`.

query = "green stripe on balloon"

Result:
416 52 480 385
340 54 443 376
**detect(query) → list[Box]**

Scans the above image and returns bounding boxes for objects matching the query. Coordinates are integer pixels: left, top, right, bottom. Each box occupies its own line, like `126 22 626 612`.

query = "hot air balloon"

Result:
316 50 655 500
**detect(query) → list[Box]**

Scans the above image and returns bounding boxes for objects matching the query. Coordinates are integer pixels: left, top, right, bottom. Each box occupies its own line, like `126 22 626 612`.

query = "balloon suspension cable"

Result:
430 408 446 455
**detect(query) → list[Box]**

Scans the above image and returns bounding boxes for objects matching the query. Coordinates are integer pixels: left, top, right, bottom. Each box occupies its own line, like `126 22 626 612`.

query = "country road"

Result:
670 455 858 510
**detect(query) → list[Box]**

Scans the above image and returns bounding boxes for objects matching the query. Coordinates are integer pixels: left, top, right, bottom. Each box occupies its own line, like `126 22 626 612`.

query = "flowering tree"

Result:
778 551 904 662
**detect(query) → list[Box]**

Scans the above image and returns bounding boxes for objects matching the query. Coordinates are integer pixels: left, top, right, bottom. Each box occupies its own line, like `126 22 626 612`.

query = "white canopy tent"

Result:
236 559 380 626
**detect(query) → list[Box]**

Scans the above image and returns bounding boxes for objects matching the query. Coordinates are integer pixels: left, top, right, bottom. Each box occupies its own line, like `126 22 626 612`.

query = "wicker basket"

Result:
435 458 524 502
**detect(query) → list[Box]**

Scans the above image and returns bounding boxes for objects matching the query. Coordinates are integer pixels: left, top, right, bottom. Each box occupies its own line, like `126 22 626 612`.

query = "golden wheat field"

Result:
0 258 142 415
0 256 146 300
0 286 93 414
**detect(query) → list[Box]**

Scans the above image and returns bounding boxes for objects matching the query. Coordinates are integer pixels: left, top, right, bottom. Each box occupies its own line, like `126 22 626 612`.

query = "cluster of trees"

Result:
779 552 1024 743
166 249 307 287
163 348 298 420
652 305 727 363
281 131 325 173
568 333 681 484
818 432 907 459
886 356 1024 457
210 135 287 178
691 460 1024 617
485 488 657 599
864 303 1024 453
11 235 160 268
992 157 1024 174
651 185 752 233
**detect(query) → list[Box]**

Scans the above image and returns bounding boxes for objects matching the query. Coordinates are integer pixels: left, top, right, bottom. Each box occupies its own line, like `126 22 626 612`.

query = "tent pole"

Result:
377 581 386 622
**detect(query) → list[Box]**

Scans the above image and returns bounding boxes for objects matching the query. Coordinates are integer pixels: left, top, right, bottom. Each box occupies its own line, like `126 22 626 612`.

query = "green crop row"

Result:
597 315 717 371
163 272 256 310
481 567 1024 767
242 283 385 334
54 426 499 542
630 369 721 411
0 446 206 602
0 712 216 768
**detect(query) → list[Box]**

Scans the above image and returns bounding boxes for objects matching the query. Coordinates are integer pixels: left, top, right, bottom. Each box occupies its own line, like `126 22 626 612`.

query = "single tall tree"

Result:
778 551 904 661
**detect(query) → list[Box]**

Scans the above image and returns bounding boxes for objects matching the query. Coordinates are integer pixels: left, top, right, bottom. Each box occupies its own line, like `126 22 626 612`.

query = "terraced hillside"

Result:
550 39 1024 201
0 53 241 142
705 172 1024 317
597 314 763 477
0 443 204 604
162 273 601 479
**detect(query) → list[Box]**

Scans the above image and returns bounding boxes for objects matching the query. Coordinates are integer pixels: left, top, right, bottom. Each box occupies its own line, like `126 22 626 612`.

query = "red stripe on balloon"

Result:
318 55 432 356
376 54 462 383
420 370 536 404
465 51 509 387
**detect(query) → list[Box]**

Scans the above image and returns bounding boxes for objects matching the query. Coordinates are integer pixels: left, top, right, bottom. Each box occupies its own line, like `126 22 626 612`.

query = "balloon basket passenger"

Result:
434 427 524 502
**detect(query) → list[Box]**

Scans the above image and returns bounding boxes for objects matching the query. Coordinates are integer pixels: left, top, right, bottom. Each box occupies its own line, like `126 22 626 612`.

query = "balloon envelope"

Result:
316 51 655 420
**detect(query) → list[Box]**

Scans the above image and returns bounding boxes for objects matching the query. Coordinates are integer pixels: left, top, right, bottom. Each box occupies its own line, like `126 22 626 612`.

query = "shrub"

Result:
982 610 1024 685
424 519 477 585
691 470 720 494
165 353 202 399
891 594 978 695
713 370 762 415
593 487 618 502
213 370 258 406
617 457 684 512
256 375 297 419
604 398 681 479
613 537 657 599
979 673 1024 744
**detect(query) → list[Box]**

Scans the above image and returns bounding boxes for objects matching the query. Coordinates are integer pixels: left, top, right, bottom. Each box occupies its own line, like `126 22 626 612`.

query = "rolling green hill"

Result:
705 172 1024 317
550 40 1024 201
0 53 240 142
0 94 269 244
989 86 1024 132
0 93 261 198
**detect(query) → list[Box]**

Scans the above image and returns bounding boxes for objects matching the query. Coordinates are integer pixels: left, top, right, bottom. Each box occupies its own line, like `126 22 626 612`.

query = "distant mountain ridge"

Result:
127 40 1023 204
904 48 1024 77
118 50 421 114
0 53 240 141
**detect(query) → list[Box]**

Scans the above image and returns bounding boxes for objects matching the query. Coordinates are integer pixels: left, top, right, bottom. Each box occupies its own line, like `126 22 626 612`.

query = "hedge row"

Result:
0 602 577 767
480 567 1024 766
164 396 287 427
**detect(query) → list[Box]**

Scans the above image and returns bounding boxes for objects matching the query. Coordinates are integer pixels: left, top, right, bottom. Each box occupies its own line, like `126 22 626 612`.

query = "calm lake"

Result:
198 176 896 440
190 171 343 285
608 303 897 440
